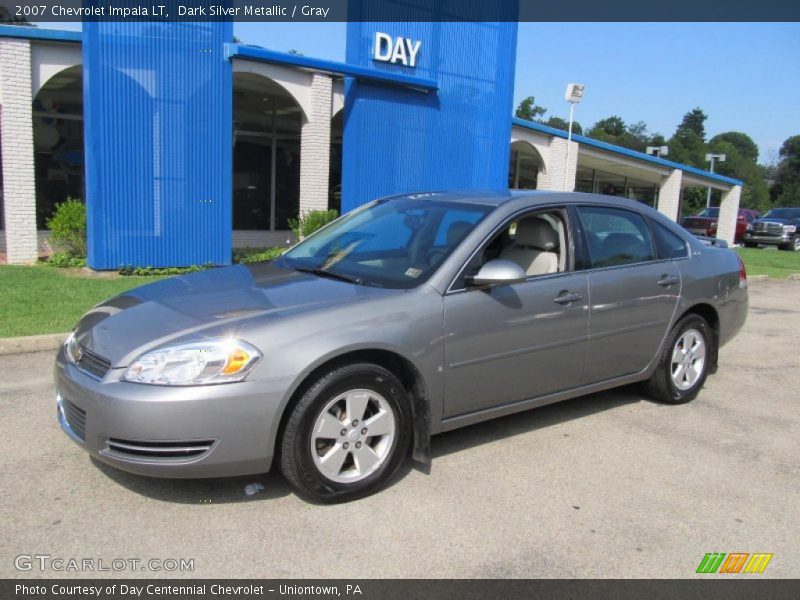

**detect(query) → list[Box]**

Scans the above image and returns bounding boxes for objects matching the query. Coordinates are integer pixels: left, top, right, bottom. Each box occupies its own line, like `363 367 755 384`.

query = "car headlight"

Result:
123 339 261 386
783 225 797 233
746 223 752 231
64 332 81 364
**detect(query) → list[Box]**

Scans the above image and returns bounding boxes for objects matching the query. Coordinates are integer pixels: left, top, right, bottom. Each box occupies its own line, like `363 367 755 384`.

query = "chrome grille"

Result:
61 398 87 441
76 346 111 379
105 438 215 461
754 222 784 236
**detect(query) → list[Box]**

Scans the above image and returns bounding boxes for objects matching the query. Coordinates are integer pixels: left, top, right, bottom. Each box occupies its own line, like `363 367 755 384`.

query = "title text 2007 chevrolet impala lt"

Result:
55 191 748 502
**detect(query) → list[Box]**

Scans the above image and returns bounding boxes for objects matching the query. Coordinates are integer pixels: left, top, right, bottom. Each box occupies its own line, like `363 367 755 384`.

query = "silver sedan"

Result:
55 191 748 502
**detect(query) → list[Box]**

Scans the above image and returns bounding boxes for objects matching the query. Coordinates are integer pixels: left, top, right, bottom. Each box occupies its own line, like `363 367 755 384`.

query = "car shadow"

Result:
92 384 646 505
91 457 292 505
427 383 646 461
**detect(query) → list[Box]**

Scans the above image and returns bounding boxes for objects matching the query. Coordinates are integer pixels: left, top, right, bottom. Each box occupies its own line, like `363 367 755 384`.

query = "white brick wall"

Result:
717 185 742 245
0 39 38 264
232 230 295 249
537 137 578 191
299 73 332 215
656 169 683 221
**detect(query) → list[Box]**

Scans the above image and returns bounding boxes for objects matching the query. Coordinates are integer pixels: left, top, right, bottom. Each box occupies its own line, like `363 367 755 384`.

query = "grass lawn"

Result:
735 247 800 279
0 265 165 338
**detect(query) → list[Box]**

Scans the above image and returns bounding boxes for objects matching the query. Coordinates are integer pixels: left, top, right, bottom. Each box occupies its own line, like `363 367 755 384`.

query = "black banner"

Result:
1 0 799 23
3 579 800 600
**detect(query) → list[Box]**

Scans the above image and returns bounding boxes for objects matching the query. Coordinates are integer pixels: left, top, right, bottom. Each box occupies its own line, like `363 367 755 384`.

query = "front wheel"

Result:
644 314 713 404
279 363 412 503
780 235 800 252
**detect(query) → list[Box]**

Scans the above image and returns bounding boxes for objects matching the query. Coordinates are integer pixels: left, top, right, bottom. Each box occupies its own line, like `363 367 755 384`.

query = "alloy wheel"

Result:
310 389 396 483
670 328 706 391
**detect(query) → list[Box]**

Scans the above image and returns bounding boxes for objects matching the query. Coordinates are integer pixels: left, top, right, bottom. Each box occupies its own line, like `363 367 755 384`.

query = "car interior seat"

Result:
499 217 559 276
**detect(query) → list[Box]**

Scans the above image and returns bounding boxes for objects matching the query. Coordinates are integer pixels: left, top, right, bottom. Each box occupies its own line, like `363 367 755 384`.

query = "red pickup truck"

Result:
681 207 759 243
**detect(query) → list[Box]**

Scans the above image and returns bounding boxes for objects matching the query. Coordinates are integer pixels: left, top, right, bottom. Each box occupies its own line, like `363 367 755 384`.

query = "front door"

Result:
442 207 589 418
443 273 589 418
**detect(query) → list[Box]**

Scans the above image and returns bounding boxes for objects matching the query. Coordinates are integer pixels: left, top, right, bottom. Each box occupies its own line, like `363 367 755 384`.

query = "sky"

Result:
38 21 800 163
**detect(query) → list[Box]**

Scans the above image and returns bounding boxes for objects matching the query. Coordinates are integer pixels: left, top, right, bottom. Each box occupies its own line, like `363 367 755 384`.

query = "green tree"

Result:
587 116 626 140
676 108 708 141
708 139 770 212
543 116 582 135
771 135 800 206
709 132 759 164
515 96 547 122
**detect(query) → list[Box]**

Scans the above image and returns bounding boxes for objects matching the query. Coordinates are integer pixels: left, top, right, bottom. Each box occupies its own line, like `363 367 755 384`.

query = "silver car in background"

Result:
55 191 748 502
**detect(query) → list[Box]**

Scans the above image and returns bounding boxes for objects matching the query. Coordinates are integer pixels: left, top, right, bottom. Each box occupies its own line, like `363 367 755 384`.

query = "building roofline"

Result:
0 24 81 43
512 117 744 187
225 43 438 92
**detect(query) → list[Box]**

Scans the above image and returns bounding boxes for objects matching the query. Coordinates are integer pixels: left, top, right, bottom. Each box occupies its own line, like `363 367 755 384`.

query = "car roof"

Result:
387 189 655 212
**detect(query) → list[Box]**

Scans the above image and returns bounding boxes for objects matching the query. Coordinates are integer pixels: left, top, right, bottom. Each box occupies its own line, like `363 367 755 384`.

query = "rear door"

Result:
576 205 681 383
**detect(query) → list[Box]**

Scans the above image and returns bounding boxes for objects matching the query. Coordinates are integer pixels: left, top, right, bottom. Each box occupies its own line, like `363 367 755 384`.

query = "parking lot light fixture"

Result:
646 146 669 158
564 83 585 190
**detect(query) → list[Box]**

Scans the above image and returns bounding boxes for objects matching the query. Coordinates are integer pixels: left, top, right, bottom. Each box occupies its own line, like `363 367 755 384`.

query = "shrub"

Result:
233 246 286 264
46 252 86 269
46 198 86 257
288 209 338 239
118 264 212 277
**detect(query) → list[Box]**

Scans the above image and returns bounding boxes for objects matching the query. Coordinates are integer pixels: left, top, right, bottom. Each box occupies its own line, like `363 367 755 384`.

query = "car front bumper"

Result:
54 347 294 478
743 232 792 245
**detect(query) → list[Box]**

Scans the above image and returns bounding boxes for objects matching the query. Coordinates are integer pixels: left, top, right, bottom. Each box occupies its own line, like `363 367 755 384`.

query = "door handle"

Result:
657 275 680 287
553 291 584 304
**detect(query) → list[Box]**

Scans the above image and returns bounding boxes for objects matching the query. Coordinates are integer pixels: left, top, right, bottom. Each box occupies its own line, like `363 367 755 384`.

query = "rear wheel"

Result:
644 314 713 404
279 363 412 503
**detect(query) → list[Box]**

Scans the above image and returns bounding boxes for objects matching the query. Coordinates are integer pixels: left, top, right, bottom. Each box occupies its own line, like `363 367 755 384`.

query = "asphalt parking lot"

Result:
1 280 798 579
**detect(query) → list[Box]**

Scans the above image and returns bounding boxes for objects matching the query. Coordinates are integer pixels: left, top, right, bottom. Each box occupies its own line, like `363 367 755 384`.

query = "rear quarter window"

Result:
650 220 689 260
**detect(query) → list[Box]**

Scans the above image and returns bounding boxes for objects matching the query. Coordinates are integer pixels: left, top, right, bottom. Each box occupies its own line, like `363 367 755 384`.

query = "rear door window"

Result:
577 206 655 268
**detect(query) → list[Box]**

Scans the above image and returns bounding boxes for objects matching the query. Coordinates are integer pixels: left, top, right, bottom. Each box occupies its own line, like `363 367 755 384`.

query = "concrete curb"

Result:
0 332 68 356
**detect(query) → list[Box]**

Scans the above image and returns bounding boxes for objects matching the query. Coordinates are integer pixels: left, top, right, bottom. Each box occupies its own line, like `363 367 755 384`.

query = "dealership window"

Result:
575 167 659 207
32 66 85 229
329 110 343 214
508 141 543 190
233 73 301 231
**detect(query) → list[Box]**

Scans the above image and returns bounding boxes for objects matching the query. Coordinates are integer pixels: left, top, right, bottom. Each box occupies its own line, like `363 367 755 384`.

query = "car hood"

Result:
752 217 799 225
682 216 716 224
73 262 402 367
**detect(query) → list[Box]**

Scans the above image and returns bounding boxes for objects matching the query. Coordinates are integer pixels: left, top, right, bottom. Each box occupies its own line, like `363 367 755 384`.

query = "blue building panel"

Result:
83 22 233 269
341 2 519 212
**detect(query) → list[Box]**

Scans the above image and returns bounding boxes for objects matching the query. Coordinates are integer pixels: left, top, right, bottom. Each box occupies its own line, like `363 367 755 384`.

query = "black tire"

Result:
279 363 412 503
743 241 758 248
644 314 714 405
781 235 800 252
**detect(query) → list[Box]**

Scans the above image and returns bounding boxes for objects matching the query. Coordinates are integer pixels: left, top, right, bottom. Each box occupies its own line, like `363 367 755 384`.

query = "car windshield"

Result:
697 208 719 218
279 197 493 289
763 208 800 219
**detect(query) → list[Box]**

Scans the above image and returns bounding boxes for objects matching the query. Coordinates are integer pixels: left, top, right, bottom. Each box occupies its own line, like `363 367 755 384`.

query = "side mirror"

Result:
468 259 526 287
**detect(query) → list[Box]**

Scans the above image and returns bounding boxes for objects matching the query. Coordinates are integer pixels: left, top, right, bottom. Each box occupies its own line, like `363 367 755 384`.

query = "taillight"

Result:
738 255 747 286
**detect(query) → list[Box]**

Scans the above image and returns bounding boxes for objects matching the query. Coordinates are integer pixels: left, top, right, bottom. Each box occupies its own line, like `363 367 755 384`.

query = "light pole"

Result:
563 83 585 191
704 153 726 208
646 145 669 159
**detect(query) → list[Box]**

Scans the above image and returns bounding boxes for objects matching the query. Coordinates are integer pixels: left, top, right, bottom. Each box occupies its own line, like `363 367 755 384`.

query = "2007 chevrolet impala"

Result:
55 191 748 502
